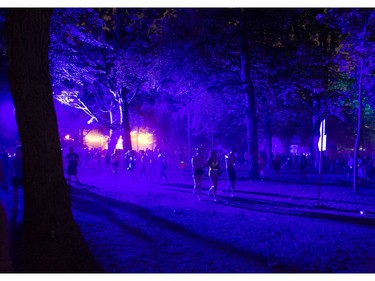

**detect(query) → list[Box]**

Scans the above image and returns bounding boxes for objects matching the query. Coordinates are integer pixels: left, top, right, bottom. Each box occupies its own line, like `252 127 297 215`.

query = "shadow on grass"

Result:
157 182 375 228
70 186 291 273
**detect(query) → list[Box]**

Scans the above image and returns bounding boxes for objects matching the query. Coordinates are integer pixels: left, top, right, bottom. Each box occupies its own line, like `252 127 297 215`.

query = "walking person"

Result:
191 147 206 200
225 148 237 197
10 146 23 214
66 147 80 185
158 151 169 183
207 149 220 202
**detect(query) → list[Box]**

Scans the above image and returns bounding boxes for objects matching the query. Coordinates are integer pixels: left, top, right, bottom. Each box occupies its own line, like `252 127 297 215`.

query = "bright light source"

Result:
84 130 109 149
64 134 71 140
116 136 123 150
131 130 154 151
83 129 154 151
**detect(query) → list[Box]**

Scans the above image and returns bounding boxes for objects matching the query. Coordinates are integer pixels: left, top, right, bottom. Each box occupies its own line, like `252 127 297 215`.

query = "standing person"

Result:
347 154 354 178
105 151 111 171
111 149 121 174
66 147 80 185
158 151 169 183
243 151 249 168
225 148 237 197
178 148 187 174
0 159 7 191
273 153 281 179
146 149 156 182
10 146 23 214
207 149 220 202
138 150 149 181
299 153 308 178
0 147 9 187
191 147 206 200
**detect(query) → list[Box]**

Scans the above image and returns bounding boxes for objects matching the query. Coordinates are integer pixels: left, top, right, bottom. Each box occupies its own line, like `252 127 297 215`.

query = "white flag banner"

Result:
318 119 326 152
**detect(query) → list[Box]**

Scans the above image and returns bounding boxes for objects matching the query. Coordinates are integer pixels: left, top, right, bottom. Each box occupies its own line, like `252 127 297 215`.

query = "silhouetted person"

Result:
243 151 249 168
111 149 121 174
207 149 220 202
0 159 7 191
138 150 149 181
273 153 281 179
146 149 156 182
300 153 308 178
158 151 169 183
125 150 136 171
191 148 206 200
66 147 80 184
0 147 9 188
0 202 12 272
347 154 354 178
225 148 237 197
178 148 187 173
105 151 111 171
10 146 23 214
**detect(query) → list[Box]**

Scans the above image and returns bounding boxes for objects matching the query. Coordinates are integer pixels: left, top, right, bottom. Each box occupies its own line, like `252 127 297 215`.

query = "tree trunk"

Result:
311 99 321 171
353 71 363 193
107 107 120 155
240 11 259 179
121 95 133 152
264 113 273 177
108 129 119 155
6 8 101 272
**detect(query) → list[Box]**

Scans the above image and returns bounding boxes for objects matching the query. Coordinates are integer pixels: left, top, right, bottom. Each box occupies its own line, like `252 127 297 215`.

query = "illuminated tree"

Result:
50 8 173 153
326 8 375 192
6 8 100 272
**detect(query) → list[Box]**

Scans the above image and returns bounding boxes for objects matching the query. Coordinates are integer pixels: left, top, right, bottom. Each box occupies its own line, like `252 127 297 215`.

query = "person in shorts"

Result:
191 148 206 200
66 147 80 184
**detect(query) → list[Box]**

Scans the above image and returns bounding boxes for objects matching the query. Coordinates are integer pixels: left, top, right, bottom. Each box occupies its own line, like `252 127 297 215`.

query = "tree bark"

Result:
6 8 101 272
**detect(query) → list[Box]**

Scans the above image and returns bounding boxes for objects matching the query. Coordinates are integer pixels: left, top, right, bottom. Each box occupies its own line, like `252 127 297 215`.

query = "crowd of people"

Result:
3 143 375 211
270 151 375 183
62 146 375 201
61 145 240 202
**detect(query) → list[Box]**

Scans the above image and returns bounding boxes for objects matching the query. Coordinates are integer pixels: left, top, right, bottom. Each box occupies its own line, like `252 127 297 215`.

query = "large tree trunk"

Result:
6 8 101 272
240 11 259 179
